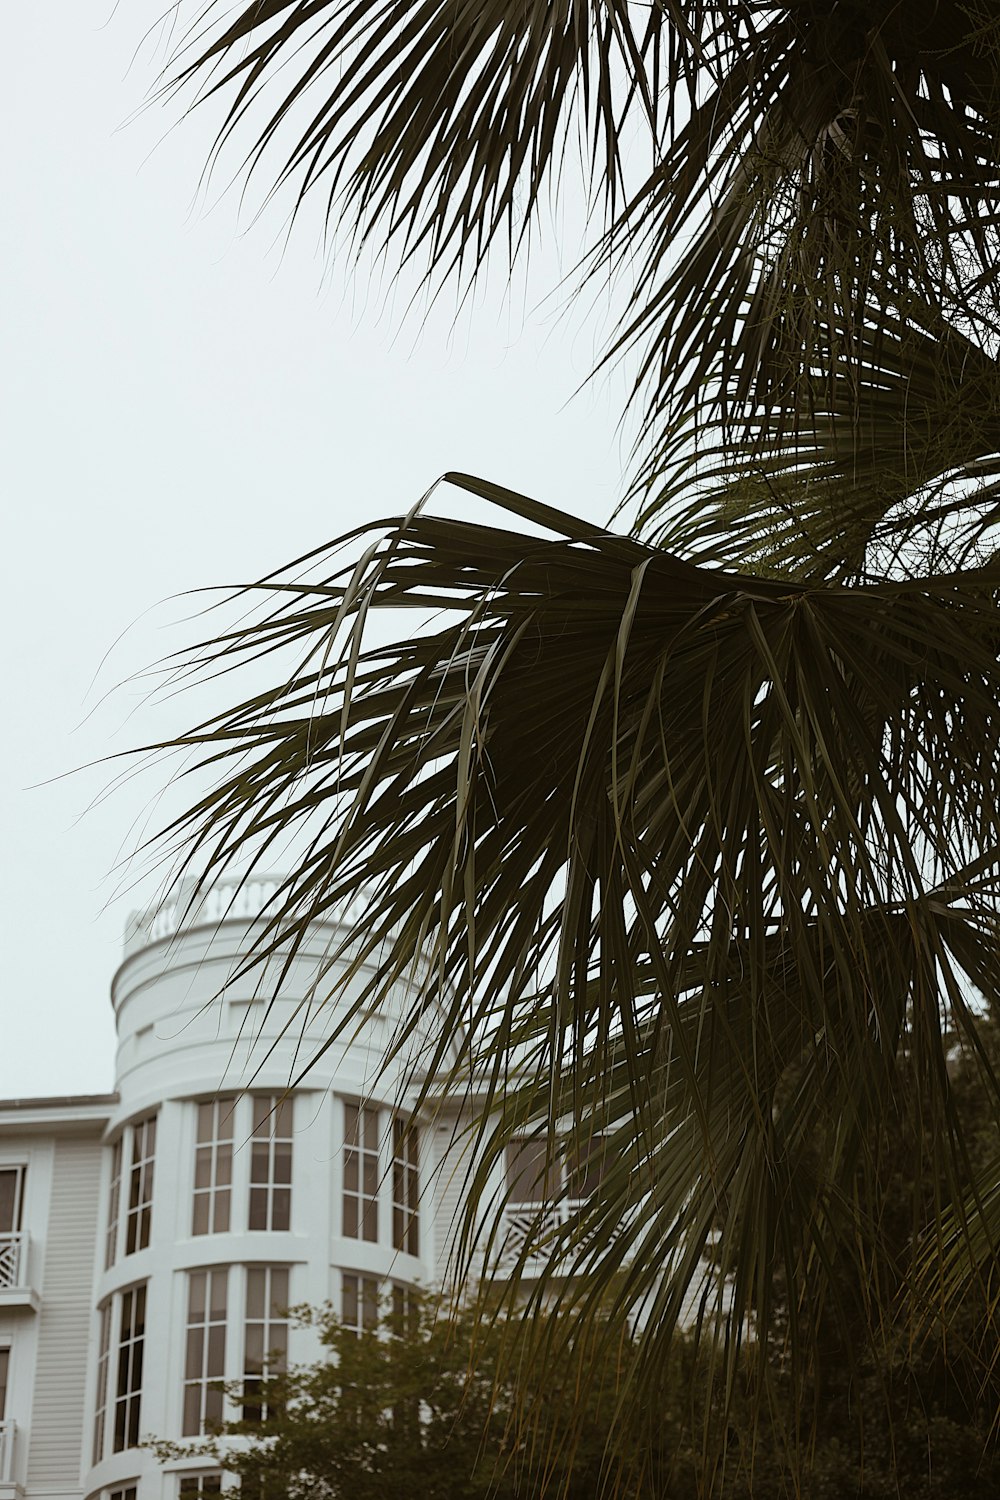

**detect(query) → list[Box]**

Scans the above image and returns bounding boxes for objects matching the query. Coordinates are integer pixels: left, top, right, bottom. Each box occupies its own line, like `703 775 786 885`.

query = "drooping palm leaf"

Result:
137 473 1000 1429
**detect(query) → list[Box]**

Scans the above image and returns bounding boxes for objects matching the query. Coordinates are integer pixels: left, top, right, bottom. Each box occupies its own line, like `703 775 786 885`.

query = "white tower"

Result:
85 873 435 1500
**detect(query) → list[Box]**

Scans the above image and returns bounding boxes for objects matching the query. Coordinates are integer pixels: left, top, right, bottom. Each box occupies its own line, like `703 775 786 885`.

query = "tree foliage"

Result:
139 0 1000 1471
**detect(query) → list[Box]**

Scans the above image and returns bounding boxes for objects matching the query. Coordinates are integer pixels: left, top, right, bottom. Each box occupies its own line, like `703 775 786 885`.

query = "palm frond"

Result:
633 303 1000 579
603 1 1000 452
168 0 671 284
138 475 1000 1420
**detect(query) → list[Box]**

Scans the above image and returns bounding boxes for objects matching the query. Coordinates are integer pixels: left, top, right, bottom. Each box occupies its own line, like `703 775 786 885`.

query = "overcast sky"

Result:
3 2 643 1098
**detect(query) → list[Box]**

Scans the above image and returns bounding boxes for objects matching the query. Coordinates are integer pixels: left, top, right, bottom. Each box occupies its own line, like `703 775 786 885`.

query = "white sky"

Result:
2 2 641 1097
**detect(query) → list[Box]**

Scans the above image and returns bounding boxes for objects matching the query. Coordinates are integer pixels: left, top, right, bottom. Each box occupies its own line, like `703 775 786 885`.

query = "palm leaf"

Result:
136 474 1000 1431
633 302 1000 580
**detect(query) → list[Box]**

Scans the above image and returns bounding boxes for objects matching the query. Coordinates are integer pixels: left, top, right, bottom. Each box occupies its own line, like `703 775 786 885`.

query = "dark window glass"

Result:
125 1117 156 1254
506 1139 555 1204
105 1139 123 1268
112 1283 146 1451
342 1272 379 1336
392 1117 419 1256
183 1268 228 1435
193 1099 235 1236
343 1103 379 1242
0 1168 24 1234
243 1267 289 1424
249 1096 293 1232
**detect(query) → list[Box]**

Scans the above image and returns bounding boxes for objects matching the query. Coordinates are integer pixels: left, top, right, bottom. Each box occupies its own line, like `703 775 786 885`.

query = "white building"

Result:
0 875 500 1500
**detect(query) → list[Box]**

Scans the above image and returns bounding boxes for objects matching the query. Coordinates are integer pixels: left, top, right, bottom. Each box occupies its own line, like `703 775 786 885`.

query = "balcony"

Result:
0 1236 38 1313
0 1420 15 1483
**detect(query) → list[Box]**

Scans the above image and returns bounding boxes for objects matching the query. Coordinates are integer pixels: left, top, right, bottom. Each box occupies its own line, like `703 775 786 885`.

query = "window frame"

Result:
0 1166 26 1237
391 1116 419 1257
248 1095 293 1233
242 1264 289 1424
183 1267 229 1437
93 1299 113 1464
108 1281 147 1456
124 1116 157 1257
192 1098 236 1237
342 1102 380 1243
341 1271 380 1337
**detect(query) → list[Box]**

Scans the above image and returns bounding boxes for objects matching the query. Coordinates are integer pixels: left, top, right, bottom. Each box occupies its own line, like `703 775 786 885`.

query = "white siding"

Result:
26 1137 102 1492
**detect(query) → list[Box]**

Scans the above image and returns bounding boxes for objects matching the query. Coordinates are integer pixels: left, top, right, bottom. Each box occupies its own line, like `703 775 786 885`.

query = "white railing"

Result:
0 1233 25 1291
0 1419 14 1483
123 873 376 957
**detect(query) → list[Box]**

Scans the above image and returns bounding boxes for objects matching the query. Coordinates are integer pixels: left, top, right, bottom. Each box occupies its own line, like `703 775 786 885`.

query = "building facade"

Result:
0 876 486 1500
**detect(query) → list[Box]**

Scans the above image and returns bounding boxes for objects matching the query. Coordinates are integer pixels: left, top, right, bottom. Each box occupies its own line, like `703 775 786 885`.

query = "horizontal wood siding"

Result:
26 1137 102 1491
433 1115 482 1277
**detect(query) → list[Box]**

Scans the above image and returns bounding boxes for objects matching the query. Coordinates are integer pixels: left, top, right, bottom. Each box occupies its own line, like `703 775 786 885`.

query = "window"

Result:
113 1283 146 1452
184 1269 228 1436
391 1281 418 1333
93 1301 112 1464
243 1267 288 1423
179 1478 223 1498
193 1099 235 1236
249 1096 292 1232
0 1166 25 1291
0 1346 8 1420
566 1136 607 1204
341 1273 379 1336
109 1488 138 1500
506 1138 557 1206
392 1117 419 1256
125 1117 156 1254
0 1167 24 1234
343 1103 379 1242
105 1139 123 1269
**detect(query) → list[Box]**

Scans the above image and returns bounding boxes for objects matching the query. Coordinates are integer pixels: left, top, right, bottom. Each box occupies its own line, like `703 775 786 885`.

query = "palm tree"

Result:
147 0 1000 1468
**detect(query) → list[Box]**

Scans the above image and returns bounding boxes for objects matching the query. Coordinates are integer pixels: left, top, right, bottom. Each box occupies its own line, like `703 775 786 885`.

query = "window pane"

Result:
506 1139 553 1203
248 1188 268 1231
246 1269 265 1320
272 1189 290 1232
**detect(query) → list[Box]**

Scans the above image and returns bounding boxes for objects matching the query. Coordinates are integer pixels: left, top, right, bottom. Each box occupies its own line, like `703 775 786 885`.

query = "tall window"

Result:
125 1117 156 1255
392 1117 419 1256
93 1301 112 1463
0 1168 24 1234
193 1099 235 1236
109 1488 138 1500
243 1267 288 1423
0 1346 8 1420
343 1103 379 1242
183 1269 228 1436
249 1096 293 1232
341 1272 379 1336
105 1139 123 1269
0 1167 25 1290
113 1283 146 1452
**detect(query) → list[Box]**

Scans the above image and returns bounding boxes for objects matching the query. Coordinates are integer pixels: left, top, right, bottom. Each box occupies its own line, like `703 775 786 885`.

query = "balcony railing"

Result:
0 1420 14 1484
0 1235 25 1292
